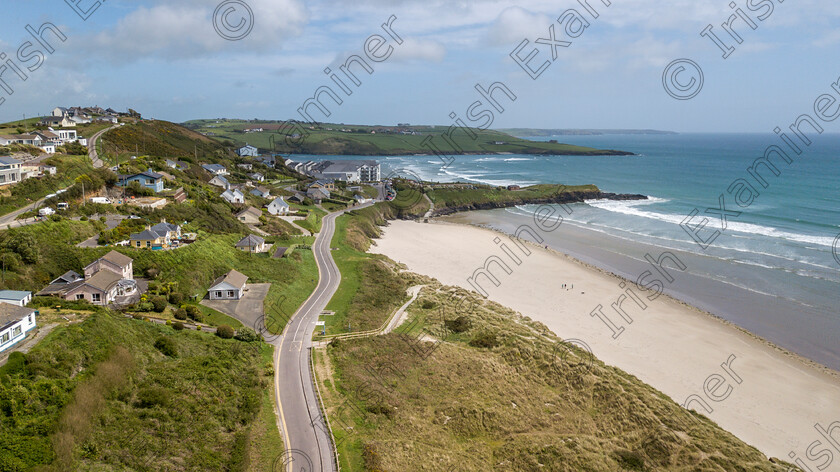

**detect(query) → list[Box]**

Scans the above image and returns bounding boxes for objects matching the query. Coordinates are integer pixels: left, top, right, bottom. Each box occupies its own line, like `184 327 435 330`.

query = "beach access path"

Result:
369 219 840 462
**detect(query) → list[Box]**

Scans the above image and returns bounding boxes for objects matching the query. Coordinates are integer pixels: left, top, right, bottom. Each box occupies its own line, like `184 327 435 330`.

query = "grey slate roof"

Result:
235 234 265 248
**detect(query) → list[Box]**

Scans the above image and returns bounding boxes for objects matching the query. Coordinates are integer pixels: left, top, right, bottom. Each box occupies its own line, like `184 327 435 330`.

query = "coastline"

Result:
369 218 840 462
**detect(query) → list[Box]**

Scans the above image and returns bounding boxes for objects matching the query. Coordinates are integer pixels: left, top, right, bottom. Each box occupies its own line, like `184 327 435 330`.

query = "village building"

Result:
207 269 248 300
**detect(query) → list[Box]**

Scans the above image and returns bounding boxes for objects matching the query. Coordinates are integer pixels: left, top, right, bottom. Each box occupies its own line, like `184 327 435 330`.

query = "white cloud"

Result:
391 38 446 62
486 6 552 46
74 0 308 61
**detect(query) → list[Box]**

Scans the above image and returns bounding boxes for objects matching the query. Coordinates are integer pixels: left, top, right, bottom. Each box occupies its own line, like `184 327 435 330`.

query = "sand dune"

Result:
370 220 840 466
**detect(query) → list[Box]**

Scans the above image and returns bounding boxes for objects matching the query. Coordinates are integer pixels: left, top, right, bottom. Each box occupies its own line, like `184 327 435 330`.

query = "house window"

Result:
29 315 34 324
1 332 8 344
136 241 141 247
76 294 85 300
92 293 101 302
12 326 21 336
227 290 235 298
215 291 223 298
146 241 151 248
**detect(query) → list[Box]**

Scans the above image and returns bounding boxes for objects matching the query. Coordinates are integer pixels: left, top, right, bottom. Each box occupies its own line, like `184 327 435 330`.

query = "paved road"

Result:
273 202 373 472
89 124 119 168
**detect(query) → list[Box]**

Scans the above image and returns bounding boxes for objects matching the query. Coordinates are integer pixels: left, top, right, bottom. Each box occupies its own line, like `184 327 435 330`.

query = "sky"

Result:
0 0 839 132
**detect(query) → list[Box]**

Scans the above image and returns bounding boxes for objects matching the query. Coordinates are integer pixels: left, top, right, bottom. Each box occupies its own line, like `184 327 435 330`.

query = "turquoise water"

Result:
289 133 840 367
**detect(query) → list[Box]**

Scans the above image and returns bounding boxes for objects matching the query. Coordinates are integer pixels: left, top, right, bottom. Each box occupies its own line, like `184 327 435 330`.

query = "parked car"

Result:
39 207 55 216
90 197 112 204
57 202 69 211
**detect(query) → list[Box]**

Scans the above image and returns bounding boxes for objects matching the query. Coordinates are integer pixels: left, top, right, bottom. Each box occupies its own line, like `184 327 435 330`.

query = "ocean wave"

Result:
585 199 836 247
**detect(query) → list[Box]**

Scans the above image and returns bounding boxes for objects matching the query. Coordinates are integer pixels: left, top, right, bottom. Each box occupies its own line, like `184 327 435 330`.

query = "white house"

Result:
235 234 267 253
250 186 271 199
0 290 32 307
0 304 37 353
221 188 245 204
249 172 264 182
202 163 228 175
0 156 22 186
266 197 290 215
208 269 248 300
237 163 253 171
209 175 230 189
238 145 258 157
56 129 77 143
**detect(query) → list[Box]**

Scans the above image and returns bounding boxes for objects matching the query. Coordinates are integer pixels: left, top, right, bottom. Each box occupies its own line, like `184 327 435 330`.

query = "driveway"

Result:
200 283 271 329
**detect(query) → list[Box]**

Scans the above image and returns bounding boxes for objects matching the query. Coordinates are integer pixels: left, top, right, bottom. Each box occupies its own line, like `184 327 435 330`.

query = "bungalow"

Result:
0 156 22 186
266 197 290 216
289 193 306 204
249 172 265 182
41 115 75 128
64 270 122 305
202 163 228 175
310 179 336 191
39 164 57 175
0 290 32 307
0 304 37 353
354 195 372 204
236 206 262 225
165 159 189 170
208 269 248 300
84 250 134 280
238 145 258 157
118 169 164 193
237 163 253 171
250 186 271 199
209 175 231 189
55 129 78 143
235 234 267 253
306 187 330 203
221 188 246 204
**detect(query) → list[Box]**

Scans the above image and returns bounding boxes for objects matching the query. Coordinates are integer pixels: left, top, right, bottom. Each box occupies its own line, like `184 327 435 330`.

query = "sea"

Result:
288 133 840 369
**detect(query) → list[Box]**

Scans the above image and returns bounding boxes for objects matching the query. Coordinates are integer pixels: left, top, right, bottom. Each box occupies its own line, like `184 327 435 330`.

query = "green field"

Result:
182 119 633 156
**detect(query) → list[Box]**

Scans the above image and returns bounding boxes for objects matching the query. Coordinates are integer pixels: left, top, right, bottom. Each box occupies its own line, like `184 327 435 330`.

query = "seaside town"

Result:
0 1 836 469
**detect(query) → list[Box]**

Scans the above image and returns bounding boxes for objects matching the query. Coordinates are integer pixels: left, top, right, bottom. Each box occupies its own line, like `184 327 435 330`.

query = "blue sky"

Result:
0 0 839 132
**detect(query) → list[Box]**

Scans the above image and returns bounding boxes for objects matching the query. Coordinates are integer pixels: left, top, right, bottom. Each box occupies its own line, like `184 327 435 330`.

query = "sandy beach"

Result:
370 219 840 464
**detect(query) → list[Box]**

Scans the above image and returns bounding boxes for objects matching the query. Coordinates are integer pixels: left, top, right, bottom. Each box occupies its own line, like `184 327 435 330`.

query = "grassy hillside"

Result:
183 119 633 156
0 309 279 471
100 120 233 163
313 204 797 471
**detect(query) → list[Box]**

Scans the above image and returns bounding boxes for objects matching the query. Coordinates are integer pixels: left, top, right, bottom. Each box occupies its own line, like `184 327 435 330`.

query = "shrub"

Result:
172 321 185 331
469 332 499 349
421 300 437 309
136 386 170 408
168 292 184 305
173 308 187 320
150 296 167 313
216 325 234 339
185 305 203 322
153 336 177 357
138 302 154 312
444 316 471 334
234 327 260 343
132 314 144 320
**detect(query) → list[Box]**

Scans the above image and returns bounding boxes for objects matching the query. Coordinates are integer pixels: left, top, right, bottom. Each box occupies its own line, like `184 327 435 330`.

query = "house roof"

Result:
236 206 262 218
120 169 162 181
84 270 122 292
0 156 22 165
0 290 31 302
251 186 270 195
51 270 83 284
221 189 243 200
151 221 179 233
37 280 84 297
202 163 226 172
236 234 265 248
311 179 334 187
100 250 133 268
130 229 165 241
209 269 248 290
249 172 264 179
269 197 289 207
0 303 36 330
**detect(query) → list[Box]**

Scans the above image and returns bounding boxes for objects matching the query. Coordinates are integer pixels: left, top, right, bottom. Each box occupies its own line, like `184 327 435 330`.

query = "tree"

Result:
234 328 260 343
